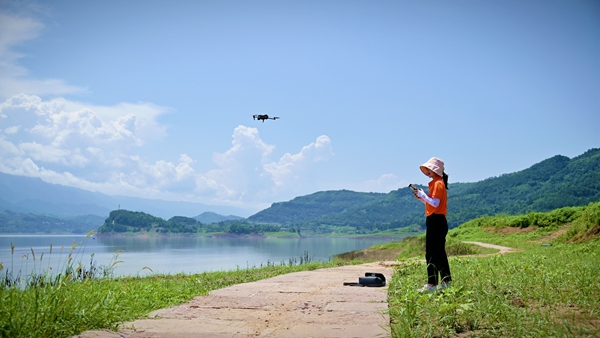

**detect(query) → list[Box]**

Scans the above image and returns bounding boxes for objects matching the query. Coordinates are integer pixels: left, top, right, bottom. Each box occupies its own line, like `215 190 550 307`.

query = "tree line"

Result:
98 209 281 235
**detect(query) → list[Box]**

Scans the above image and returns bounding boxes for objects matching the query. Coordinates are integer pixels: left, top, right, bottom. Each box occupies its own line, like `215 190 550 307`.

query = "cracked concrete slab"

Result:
75 262 394 338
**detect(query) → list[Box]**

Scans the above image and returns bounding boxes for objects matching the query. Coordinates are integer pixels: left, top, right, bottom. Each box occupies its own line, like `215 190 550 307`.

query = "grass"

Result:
334 234 497 262
0 262 356 338
263 231 300 237
387 201 600 337
1 201 599 337
388 242 600 337
0 242 359 338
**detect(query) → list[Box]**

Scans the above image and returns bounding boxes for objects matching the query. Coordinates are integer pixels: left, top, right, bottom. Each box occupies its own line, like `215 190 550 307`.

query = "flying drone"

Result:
253 114 279 122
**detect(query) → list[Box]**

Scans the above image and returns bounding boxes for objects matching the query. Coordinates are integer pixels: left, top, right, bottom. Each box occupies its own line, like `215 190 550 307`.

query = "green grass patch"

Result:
387 201 600 337
264 231 300 237
0 260 359 338
388 242 600 337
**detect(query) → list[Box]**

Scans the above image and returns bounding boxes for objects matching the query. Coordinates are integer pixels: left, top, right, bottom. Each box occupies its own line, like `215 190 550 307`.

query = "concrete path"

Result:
76 262 394 338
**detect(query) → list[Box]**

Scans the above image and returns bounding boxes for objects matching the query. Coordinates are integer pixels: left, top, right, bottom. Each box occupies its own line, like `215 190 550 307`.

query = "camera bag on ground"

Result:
343 272 386 287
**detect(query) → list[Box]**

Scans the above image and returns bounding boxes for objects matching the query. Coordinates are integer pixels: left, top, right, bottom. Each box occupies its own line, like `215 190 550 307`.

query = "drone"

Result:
253 114 279 122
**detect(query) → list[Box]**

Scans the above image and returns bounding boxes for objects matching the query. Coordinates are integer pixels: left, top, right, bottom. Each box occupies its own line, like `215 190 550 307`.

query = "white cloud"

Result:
0 94 168 147
0 12 87 99
0 12 43 63
263 135 333 190
0 95 335 211
348 173 405 193
19 141 88 166
0 93 170 180
202 126 334 206
4 125 19 134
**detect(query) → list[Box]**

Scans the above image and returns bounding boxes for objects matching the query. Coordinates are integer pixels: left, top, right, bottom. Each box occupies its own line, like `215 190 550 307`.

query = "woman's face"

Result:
422 168 438 179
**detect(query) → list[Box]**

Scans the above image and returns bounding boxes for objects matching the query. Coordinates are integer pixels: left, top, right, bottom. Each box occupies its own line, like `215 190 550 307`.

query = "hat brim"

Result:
420 164 443 177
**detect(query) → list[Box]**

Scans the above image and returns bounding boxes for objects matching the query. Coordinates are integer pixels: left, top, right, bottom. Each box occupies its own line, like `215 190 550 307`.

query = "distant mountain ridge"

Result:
1 148 598 234
0 173 248 219
249 190 386 224
248 148 600 231
193 212 244 224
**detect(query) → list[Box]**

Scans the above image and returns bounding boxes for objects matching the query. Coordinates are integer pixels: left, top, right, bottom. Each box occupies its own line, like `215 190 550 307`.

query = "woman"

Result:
413 157 451 292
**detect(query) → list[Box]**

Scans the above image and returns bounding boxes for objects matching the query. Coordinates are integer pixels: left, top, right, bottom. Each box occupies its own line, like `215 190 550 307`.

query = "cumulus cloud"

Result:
0 95 335 210
264 135 333 190
204 126 333 205
0 94 170 185
1 94 168 146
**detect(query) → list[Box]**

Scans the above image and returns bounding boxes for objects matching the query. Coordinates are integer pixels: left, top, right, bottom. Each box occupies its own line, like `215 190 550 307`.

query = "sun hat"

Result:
420 157 445 177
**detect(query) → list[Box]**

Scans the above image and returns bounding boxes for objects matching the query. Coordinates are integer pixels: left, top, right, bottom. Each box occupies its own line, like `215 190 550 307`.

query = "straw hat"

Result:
420 157 445 177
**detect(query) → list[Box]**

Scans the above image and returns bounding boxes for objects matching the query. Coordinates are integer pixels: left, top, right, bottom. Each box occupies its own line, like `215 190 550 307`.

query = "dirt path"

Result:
75 242 517 338
76 262 394 338
462 241 519 255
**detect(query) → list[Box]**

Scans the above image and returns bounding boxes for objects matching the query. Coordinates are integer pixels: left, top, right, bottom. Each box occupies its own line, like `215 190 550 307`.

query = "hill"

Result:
193 211 244 224
97 209 279 235
248 190 386 223
0 211 105 234
247 148 600 233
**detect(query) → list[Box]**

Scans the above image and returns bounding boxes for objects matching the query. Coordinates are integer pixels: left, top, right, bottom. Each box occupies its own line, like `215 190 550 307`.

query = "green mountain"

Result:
249 190 385 223
194 211 244 224
247 148 600 232
97 210 279 235
0 211 105 234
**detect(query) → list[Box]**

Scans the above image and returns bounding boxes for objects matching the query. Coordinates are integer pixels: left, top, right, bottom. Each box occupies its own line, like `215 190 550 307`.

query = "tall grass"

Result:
1 231 120 289
0 245 352 338
388 243 600 337
388 201 600 337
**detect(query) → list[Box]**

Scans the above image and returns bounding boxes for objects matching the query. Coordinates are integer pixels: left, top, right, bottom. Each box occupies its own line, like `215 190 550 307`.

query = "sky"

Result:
0 0 598 217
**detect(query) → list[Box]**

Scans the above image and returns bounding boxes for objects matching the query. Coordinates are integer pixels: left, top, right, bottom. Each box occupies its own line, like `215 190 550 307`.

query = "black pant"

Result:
425 213 452 285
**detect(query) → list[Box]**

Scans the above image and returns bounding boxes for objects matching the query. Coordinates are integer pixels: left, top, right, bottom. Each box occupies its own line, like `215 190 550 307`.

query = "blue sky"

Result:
0 0 598 216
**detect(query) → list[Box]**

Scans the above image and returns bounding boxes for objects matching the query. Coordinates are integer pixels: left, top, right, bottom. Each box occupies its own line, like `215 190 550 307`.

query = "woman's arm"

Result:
417 190 440 207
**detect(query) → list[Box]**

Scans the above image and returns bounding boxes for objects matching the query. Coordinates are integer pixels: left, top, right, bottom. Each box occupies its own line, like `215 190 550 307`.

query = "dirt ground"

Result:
461 241 519 255
75 262 396 338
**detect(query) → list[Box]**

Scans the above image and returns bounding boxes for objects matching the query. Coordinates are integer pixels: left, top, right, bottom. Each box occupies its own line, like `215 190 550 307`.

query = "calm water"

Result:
0 235 395 277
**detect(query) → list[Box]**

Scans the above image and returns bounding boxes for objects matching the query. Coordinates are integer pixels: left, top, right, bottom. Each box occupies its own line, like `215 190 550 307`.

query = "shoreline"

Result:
94 232 411 240
0 232 412 240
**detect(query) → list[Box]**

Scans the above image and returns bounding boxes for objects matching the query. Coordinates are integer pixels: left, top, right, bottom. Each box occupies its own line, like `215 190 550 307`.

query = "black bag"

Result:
343 272 386 287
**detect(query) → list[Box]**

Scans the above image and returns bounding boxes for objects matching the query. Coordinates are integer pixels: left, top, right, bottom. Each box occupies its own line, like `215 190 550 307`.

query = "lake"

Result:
0 235 396 277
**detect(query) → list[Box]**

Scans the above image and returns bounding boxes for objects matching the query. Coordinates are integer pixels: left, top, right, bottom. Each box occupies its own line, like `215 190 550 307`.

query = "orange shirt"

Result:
425 176 447 216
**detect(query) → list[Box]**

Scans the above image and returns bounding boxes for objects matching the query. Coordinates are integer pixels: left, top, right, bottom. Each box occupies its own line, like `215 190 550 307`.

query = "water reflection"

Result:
0 235 396 277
